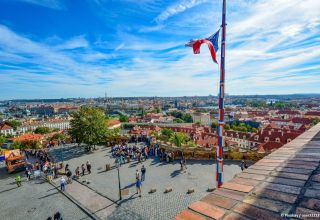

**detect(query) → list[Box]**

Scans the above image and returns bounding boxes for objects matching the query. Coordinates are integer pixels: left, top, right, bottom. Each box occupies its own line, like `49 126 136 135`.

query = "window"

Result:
287 139 291 143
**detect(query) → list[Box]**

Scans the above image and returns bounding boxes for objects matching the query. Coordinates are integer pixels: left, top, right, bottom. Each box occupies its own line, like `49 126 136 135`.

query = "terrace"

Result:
176 123 320 219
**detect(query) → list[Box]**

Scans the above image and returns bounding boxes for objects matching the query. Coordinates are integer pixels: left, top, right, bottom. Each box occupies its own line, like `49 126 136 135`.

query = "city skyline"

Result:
0 0 319 99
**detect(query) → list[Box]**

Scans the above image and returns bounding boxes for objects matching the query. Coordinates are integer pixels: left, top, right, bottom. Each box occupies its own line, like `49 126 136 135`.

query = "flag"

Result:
186 29 220 63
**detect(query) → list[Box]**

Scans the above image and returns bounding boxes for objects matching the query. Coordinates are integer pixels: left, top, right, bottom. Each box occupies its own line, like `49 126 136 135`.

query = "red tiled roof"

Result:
14 133 44 142
107 119 121 127
305 111 320 116
0 124 13 130
224 130 252 139
277 110 300 115
291 117 313 124
257 141 283 153
248 128 300 144
270 118 291 122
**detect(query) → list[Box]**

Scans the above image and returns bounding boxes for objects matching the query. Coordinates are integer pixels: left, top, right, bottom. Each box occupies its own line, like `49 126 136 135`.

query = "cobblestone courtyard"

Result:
49 144 242 219
0 163 90 220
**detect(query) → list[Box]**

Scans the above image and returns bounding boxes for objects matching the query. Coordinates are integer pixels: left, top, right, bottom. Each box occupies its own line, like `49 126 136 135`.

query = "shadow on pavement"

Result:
49 145 94 162
170 169 182 178
38 191 59 199
0 186 18 194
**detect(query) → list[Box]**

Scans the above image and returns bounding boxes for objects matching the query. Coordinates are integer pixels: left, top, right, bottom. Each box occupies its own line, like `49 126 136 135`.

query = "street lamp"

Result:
59 138 64 163
116 158 122 200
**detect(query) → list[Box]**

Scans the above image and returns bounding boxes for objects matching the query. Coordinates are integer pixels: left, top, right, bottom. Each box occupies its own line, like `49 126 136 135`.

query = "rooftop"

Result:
176 123 320 220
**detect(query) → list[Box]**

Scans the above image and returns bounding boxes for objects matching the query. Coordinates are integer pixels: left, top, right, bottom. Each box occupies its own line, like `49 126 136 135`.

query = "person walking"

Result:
75 166 80 177
25 168 30 181
15 175 22 187
60 177 66 191
64 164 69 173
86 161 91 174
141 165 146 182
136 177 142 197
135 169 140 181
240 160 246 171
81 164 85 176
53 211 63 220
66 169 72 184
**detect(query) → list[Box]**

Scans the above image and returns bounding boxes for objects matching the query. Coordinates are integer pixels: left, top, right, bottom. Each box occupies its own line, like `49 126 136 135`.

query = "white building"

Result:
0 124 15 136
192 113 211 126
17 119 70 134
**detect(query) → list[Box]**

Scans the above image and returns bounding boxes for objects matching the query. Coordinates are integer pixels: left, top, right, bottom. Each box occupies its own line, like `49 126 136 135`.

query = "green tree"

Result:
173 118 185 123
50 133 67 141
138 108 146 117
312 119 320 126
5 120 22 130
121 123 134 130
169 132 189 147
34 126 51 134
70 106 108 150
21 140 41 149
161 128 173 137
211 122 218 129
187 141 197 148
119 114 129 122
0 135 7 146
12 141 23 149
182 113 193 123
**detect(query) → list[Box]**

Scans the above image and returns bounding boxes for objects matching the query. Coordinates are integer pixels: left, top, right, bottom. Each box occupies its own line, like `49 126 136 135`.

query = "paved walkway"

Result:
0 166 91 220
49 143 242 220
176 123 320 220
51 178 118 219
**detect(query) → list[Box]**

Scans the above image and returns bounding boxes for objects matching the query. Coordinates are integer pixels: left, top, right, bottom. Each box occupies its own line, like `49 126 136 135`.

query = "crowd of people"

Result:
59 160 92 190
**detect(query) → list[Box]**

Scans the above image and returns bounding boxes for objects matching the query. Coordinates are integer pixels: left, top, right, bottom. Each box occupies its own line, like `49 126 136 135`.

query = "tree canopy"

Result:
119 114 129 122
161 128 173 137
69 106 108 148
5 120 22 130
34 126 51 134
0 135 6 146
168 111 193 123
173 118 185 123
169 132 189 147
50 133 67 141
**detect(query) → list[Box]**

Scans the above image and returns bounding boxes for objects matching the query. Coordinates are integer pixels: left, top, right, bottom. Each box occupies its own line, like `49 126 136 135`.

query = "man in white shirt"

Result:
60 177 66 191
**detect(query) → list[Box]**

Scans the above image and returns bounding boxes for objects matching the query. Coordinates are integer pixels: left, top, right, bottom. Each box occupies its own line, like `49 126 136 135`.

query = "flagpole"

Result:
216 0 226 188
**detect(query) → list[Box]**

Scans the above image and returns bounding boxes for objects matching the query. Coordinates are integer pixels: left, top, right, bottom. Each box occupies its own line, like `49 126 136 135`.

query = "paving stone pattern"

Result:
176 124 320 220
0 165 91 220
49 142 241 220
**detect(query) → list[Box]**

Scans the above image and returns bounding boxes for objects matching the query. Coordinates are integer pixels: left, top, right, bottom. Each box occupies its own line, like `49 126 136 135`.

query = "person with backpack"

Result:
66 169 72 184
135 170 142 197
81 164 85 176
141 165 146 182
15 175 22 187
86 161 91 174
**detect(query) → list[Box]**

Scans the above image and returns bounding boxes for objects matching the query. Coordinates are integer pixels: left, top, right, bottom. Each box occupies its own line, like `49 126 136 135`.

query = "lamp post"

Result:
59 138 65 163
116 158 122 200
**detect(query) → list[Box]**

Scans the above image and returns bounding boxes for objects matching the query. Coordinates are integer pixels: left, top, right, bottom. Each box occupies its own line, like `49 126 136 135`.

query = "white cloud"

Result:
55 36 89 50
17 0 65 10
155 0 207 23
1 0 320 98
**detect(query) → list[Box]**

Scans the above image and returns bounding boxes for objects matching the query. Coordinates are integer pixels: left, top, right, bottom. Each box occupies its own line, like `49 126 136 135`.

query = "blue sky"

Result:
0 0 319 99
